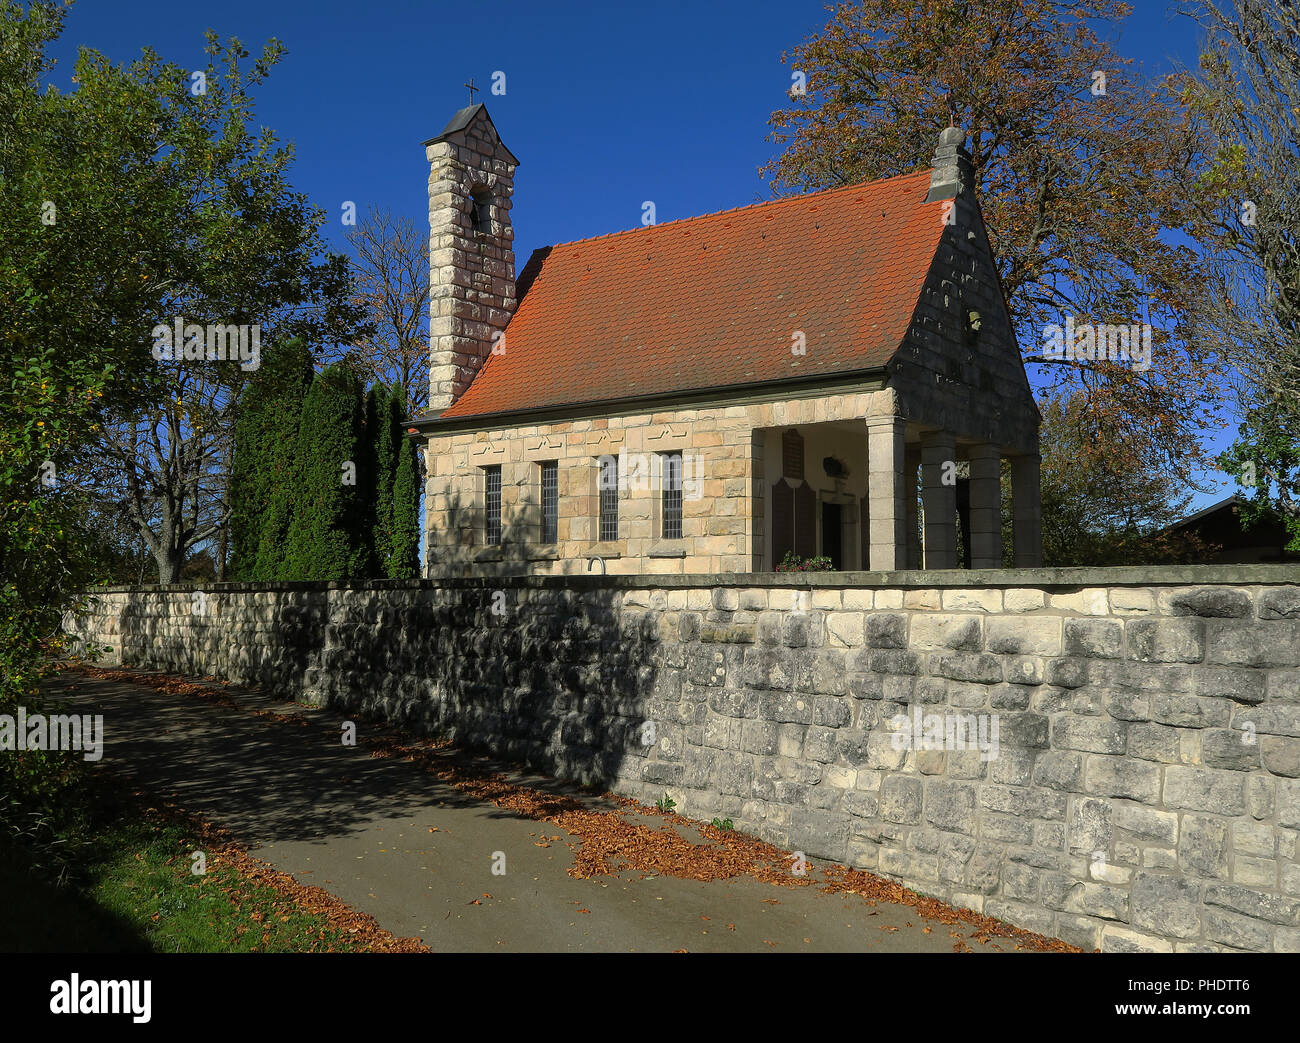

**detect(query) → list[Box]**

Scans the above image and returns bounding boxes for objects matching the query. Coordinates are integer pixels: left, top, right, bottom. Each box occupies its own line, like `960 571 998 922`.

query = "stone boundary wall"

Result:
66 566 1300 953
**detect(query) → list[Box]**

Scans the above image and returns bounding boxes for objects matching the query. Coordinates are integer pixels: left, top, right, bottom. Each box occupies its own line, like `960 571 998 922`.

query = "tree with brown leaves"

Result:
764 0 1228 490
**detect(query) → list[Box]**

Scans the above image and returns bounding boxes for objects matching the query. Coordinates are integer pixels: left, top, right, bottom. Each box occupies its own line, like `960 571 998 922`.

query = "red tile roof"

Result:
439 169 946 420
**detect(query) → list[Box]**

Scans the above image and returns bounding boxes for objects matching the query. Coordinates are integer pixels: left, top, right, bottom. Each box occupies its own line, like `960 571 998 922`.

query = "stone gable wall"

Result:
891 192 1040 454
68 567 1300 952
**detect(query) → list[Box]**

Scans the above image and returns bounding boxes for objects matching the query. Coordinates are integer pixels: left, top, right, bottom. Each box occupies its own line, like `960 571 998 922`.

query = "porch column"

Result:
905 447 922 570
865 415 907 570
1011 453 1043 567
921 431 958 569
968 443 1002 569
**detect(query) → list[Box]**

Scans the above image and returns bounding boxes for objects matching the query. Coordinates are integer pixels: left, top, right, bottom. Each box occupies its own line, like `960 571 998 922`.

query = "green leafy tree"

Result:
63 30 365 582
0 0 166 859
1219 394 1300 553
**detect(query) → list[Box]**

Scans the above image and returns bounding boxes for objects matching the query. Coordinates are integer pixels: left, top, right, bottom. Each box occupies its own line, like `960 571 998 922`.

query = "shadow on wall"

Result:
295 491 664 791
61 490 667 835
425 481 583 580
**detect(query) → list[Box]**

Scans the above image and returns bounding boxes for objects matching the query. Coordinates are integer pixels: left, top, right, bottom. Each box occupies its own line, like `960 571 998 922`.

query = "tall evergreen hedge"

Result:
372 384 399 570
389 416 421 579
282 364 365 580
228 338 312 581
229 364 421 581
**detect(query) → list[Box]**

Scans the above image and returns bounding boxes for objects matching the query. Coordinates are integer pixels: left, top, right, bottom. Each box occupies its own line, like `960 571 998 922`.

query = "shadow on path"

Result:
45 669 1040 953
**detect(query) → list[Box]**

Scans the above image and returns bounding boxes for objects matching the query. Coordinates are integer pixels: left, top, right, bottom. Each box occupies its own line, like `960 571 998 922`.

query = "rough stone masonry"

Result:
66 565 1300 952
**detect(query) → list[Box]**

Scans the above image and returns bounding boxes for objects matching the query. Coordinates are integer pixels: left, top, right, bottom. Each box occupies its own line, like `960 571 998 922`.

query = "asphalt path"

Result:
45 670 1031 953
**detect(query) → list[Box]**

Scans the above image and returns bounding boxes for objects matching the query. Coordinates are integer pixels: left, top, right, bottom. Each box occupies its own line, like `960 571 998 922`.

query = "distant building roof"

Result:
1164 494 1298 563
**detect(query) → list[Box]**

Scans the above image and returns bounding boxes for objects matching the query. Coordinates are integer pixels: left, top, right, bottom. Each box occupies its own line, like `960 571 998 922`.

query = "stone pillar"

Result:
968 444 1002 569
956 472 971 569
904 447 922 570
1011 453 1042 568
865 416 907 570
920 431 958 570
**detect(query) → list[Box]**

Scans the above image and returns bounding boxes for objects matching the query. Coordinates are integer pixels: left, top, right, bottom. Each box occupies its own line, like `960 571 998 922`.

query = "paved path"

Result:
46 669 1027 953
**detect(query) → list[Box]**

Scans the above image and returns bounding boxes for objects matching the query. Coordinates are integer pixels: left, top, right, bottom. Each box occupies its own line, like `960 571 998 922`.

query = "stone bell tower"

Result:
424 103 519 412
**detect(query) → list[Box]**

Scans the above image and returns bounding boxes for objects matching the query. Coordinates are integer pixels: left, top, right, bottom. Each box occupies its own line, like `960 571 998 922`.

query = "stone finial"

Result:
924 125 974 203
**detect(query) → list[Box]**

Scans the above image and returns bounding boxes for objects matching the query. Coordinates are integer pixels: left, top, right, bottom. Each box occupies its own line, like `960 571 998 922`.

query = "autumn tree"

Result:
1184 0 1300 550
1035 394 1217 565
765 0 1228 486
337 207 431 420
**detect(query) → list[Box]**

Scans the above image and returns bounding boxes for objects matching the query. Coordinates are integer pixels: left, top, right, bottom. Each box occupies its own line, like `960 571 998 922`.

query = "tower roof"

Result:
422 103 520 165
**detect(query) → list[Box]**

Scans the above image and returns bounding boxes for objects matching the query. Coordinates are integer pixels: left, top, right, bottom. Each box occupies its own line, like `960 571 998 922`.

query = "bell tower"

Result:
424 103 519 412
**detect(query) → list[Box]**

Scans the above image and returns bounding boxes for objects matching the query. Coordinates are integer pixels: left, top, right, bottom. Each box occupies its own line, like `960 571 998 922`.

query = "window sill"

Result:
648 542 686 558
525 546 559 561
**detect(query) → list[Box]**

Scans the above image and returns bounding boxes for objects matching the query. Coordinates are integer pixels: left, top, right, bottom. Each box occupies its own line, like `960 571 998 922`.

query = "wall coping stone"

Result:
86 563 1300 595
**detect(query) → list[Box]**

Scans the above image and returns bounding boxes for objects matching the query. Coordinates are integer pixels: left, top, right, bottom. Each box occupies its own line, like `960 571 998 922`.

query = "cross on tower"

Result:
465 78 479 104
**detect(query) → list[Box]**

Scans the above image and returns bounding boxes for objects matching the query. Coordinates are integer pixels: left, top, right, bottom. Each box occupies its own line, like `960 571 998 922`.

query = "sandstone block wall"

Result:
423 387 896 577
68 567 1300 952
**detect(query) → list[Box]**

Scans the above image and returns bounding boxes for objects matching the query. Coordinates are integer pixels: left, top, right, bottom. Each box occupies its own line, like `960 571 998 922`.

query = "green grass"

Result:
1 787 363 953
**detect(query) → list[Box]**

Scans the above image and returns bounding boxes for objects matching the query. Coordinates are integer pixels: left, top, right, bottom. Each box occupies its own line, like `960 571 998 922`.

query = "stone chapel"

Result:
410 103 1042 576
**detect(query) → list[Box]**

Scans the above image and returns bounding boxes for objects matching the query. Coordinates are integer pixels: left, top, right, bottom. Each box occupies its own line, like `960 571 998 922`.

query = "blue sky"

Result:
48 1 1208 265
47 0 1231 507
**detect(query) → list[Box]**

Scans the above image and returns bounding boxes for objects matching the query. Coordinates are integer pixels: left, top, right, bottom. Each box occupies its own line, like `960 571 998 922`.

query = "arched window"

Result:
794 481 817 559
782 428 804 481
469 187 492 234
772 478 794 564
